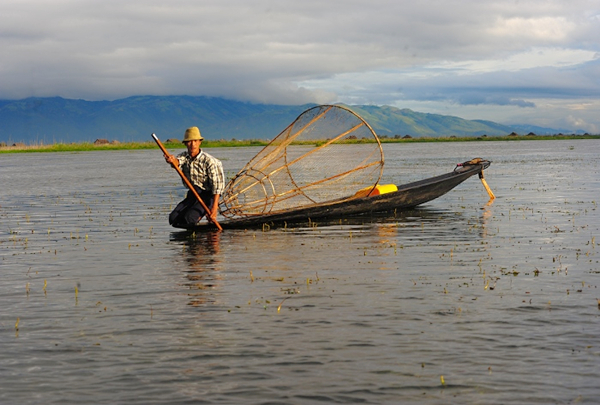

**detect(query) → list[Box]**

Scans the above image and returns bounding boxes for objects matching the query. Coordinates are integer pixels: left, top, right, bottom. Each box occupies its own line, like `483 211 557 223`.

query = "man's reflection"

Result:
177 231 223 306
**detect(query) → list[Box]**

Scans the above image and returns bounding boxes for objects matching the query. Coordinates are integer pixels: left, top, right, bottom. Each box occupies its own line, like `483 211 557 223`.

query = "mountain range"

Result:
0 96 575 144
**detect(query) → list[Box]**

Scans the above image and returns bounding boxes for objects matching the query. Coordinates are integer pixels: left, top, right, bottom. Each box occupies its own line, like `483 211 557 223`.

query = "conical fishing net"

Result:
219 105 384 218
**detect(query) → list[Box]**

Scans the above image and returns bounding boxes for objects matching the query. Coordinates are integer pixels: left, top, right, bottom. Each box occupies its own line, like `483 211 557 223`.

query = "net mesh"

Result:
219 105 384 218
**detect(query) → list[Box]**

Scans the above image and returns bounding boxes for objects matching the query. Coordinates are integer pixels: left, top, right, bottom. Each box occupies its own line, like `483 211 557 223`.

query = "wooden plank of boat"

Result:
178 160 490 231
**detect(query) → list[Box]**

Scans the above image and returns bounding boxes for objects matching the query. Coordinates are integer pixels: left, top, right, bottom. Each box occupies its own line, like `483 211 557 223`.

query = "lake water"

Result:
1 140 599 404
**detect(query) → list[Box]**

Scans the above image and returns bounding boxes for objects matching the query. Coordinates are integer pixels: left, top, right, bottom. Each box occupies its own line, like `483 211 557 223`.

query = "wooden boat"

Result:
164 105 494 231
179 159 492 231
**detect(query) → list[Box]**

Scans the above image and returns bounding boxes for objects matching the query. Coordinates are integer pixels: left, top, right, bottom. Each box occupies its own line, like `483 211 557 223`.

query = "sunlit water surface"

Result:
1 140 599 404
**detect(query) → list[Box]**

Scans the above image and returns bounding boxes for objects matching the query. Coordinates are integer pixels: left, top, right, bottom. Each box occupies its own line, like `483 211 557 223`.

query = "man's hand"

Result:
164 154 178 167
207 208 218 223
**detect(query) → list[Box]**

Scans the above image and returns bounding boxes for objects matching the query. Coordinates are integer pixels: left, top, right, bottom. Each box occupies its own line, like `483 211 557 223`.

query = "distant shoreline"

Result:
1 134 598 153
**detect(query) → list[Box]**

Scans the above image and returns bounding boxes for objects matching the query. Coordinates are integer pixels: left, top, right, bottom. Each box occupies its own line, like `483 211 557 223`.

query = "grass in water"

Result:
1 134 599 154
0 139 268 153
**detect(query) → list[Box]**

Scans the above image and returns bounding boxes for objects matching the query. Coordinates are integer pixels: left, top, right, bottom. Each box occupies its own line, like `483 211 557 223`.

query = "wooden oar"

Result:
479 171 496 201
152 133 223 231
457 158 495 202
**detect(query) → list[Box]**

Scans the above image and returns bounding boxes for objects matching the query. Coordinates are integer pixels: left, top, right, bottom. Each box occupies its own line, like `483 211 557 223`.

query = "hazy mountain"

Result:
0 96 309 144
348 105 514 137
0 95 564 144
508 124 585 136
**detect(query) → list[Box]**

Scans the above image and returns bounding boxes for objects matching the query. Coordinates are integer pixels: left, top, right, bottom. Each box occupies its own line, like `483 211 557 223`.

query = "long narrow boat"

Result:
180 159 491 231
163 105 494 231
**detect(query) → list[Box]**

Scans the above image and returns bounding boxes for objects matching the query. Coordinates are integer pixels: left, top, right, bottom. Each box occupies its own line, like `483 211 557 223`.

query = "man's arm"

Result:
208 194 220 222
207 157 225 221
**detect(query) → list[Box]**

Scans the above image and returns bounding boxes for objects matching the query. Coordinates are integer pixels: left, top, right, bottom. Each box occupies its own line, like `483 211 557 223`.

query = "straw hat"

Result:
182 127 203 142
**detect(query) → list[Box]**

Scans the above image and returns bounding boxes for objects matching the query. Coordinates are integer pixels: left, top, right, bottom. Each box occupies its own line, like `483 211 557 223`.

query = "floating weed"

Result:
250 270 254 282
277 297 289 313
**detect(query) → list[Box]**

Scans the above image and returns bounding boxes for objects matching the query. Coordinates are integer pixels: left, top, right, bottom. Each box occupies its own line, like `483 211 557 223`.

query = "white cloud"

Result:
0 0 599 130
487 16 576 42
428 48 598 73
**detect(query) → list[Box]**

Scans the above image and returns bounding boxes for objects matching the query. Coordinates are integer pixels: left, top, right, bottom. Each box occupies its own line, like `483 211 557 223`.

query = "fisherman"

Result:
164 126 225 228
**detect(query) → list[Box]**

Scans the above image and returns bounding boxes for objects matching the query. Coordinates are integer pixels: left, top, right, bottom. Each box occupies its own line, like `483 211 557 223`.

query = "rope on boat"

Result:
454 157 489 171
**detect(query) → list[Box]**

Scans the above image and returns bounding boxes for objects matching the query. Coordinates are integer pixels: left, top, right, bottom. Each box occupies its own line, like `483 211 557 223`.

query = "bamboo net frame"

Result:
219 105 384 218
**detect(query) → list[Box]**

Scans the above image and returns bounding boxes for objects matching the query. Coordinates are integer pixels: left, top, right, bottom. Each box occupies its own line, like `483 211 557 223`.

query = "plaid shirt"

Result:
176 150 225 195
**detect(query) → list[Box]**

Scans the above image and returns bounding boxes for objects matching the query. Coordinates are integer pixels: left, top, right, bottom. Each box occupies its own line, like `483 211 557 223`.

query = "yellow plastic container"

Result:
353 184 398 198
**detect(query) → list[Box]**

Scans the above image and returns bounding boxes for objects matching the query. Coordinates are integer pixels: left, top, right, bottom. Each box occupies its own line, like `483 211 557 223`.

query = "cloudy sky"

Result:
2 0 599 131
